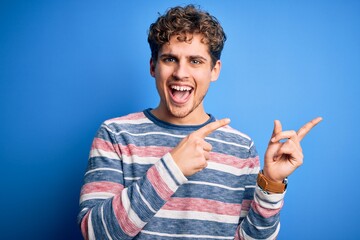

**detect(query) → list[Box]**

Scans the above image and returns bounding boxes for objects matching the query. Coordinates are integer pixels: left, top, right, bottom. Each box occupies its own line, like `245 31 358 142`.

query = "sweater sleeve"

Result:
236 141 285 240
77 124 187 240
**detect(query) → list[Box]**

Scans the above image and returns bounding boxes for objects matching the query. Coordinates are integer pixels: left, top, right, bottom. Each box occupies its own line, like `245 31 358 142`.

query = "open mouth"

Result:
169 85 193 104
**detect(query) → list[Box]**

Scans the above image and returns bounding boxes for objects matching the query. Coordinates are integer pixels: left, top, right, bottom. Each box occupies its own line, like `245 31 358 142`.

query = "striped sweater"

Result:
78 109 284 239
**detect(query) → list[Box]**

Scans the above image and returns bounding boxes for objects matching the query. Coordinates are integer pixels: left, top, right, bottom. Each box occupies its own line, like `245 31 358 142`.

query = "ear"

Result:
150 58 156 77
210 60 221 82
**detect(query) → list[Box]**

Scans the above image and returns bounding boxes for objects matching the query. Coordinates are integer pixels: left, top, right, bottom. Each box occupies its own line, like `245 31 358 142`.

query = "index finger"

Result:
195 118 231 138
297 117 323 141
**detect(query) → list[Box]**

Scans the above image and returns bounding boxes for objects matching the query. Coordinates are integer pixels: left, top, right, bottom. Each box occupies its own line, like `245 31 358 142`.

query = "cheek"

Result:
156 65 172 80
194 72 212 87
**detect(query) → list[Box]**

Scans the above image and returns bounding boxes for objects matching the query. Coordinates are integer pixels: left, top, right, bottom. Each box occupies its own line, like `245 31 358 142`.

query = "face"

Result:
150 34 221 125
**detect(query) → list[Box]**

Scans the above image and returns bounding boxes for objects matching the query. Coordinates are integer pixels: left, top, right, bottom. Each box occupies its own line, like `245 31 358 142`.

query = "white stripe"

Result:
121 189 146 228
141 230 233 239
104 118 152 126
122 155 159 165
124 176 141 181
254 186 284 209
246 214 279 230
85 167 123 176
90 149 120 160
155 209 239 224
240 210 248 218
112 130 186 138
88 210 96 240
207 162 251 176
80 192 115 203
186 181 245 191
162 152 187 185
92 153 159 165
135 184 157 213
154 158 178 192
101 205 113 240
80 207 89 213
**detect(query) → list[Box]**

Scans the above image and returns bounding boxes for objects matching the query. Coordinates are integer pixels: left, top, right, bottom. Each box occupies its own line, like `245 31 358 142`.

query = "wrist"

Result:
262 168 282 182
257 170 287 194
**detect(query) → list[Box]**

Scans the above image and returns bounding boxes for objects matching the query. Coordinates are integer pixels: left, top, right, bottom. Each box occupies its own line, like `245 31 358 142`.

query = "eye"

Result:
163 57 176 63
190 59 203 65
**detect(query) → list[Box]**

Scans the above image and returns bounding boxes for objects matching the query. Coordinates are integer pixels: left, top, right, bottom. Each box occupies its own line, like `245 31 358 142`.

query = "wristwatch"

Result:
257 171 287 194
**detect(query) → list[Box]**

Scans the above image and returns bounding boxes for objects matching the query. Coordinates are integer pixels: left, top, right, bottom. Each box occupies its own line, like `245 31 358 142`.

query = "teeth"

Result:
171 85 192 91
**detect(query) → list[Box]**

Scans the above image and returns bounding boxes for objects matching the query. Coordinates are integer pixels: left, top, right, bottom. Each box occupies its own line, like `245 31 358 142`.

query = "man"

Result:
78 5 321 239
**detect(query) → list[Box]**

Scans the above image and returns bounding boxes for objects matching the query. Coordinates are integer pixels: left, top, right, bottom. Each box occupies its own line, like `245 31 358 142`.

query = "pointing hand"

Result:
171 118 230 176
263 117 322 182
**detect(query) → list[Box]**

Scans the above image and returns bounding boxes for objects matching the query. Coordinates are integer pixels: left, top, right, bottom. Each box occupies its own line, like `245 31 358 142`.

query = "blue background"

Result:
1 0 359 239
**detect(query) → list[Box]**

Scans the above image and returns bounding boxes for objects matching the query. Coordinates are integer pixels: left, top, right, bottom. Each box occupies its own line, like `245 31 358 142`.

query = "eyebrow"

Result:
159 53 208 62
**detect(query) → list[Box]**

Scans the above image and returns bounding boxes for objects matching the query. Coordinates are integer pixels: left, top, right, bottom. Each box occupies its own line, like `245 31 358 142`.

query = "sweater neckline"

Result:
143 108 215 131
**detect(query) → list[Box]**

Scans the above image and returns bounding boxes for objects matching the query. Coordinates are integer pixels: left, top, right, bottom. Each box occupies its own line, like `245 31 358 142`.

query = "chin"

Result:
168 105 194 119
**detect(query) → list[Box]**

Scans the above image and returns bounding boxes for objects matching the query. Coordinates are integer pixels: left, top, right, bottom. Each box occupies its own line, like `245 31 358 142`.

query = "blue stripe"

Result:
87 156 121 172
189 168 249 188
140 217 238 238
80 199 104 213
241 209 279 238
96 125 115 142
84 169 123 185
127 183 157 222
122 162 152 179
91 203 110 240
248 207 280 227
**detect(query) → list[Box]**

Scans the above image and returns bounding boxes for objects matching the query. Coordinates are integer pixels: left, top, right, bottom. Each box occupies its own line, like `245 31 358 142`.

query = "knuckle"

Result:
194 138 203 146
188 134 198 142
201 160 208 168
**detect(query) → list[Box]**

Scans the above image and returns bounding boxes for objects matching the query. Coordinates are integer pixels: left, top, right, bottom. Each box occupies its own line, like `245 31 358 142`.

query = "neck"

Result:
151 107 210 125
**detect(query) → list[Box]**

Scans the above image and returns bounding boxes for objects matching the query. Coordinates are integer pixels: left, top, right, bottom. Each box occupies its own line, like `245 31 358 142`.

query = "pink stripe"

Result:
120 144 171 158
147 166 173 200
209 152 259 169
80 181 124 195
91 138 114 151
112 194 141 236
241 199 252 212
251 201 283 218
80 211 90 240
118 144 259 170
162 198 242 216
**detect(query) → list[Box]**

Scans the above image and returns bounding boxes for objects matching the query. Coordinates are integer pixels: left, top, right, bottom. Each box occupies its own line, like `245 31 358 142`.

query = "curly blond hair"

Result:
148 5 226 67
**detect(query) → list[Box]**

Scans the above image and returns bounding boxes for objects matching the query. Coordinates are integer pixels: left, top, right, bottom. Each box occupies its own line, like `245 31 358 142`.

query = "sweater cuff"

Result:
154 152 188 194
254 184 285 209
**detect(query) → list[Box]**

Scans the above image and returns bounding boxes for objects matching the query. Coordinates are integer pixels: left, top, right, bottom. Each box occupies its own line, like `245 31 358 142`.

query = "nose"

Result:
172 60 189 80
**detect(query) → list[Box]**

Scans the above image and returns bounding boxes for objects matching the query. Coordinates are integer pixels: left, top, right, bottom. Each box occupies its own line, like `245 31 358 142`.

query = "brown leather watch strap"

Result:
257 171 287 194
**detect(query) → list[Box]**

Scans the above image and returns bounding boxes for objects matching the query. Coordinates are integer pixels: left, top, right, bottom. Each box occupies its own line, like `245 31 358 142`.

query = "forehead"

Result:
159 33 211 57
